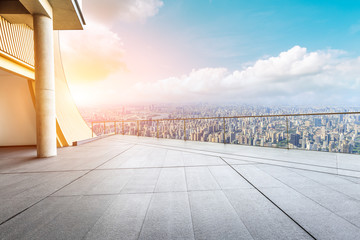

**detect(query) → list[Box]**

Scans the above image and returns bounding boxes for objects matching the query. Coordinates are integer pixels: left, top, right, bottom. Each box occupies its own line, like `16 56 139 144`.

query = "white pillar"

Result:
33 14 57 157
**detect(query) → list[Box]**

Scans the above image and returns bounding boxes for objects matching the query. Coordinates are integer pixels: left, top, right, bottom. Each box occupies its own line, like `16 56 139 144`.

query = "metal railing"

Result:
91 111 360 154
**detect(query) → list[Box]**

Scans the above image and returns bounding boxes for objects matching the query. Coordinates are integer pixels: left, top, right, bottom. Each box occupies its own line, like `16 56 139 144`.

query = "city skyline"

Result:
82 104 360 154
60 0 360 106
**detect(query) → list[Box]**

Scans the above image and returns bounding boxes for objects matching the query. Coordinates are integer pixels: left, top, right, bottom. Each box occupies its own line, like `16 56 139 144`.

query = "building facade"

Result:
0 0 91 157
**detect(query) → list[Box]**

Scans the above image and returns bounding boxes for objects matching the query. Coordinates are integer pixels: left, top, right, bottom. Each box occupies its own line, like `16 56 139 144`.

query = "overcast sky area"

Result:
60 0 360 107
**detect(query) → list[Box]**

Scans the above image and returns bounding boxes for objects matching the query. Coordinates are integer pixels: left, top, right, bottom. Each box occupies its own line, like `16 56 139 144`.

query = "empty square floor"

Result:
1 135 360 239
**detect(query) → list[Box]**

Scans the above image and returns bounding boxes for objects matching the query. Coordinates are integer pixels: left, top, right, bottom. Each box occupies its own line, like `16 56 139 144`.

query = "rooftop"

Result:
1 135 360 239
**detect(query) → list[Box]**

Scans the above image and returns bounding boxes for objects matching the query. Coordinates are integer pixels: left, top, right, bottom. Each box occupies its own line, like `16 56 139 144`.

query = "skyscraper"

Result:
315 118 322 127
290 134 300 147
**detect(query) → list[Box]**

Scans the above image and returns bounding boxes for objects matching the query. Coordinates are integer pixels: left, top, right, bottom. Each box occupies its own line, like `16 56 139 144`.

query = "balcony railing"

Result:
90 112 360 155
0 16 34 67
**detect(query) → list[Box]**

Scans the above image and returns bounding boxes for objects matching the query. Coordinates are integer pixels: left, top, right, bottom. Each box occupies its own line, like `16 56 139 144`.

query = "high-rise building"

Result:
290 134 300 147
315 118 322 127
301 138 306 148
341 142 350 153
230 132 236 143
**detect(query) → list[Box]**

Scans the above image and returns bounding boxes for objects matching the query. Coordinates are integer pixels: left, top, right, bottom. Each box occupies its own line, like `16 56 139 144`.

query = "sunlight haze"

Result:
60 0 360 107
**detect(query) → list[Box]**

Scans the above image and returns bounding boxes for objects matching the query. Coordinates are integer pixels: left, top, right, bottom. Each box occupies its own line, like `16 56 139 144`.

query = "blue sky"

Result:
62 0 360 106
126 0 360 71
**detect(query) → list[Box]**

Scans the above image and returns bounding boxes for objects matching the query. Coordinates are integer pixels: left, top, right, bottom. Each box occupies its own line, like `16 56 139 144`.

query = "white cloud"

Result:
60 19 126 83
61 0 165 106
131 46 360 105
61 0 164 84
84 0 163 24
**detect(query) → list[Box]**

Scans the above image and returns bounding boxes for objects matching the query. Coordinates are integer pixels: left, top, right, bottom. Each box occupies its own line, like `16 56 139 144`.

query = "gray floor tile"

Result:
140 148 167 168
121 168 161 193
189 190 253 240
183 153 224 166
163 150 185 167
139 192 194 240
257 165 323 188
262 187 360 240
155 167 187 192
114 149 153 168
85 169 134 195
328 183 360 201
0 171 85 198
96 154 131 169
295 186 360 227
222 157 257 165
224 189 312 240
185 167 220 191
0 196 80 240
29 195 115 240
0 195 47 225
292 168 355 186
84 194 152 240
340 175 360 184
208 165 253 189
52 170 113 196
1 195 115 240
233 165 285 188
0 171 86 223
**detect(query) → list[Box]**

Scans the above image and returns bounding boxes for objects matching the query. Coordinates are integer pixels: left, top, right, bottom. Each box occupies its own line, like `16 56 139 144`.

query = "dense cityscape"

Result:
79 104 360 154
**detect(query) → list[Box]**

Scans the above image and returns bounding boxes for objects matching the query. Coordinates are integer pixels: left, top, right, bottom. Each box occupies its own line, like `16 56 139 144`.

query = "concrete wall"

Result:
0 71 36 146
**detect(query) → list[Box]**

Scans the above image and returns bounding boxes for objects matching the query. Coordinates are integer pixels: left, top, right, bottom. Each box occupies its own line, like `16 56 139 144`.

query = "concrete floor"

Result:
1 135 360 239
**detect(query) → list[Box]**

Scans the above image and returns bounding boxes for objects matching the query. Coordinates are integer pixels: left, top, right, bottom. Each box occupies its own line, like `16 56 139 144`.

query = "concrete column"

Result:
33 14 57 157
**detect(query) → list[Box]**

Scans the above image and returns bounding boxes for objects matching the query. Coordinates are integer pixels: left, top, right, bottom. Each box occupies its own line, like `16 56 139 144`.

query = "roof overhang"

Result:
49 0 86 30
0 0 85 30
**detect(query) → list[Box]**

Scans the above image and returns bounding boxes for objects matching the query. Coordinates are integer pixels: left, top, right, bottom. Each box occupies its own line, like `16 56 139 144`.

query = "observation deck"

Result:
1 135 360 239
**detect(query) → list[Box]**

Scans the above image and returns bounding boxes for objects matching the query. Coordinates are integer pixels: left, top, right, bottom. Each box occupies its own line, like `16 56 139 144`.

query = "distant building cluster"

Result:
84 104 360 154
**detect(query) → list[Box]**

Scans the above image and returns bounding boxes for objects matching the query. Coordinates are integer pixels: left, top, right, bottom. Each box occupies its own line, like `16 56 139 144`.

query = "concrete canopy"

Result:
0 0 85 30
